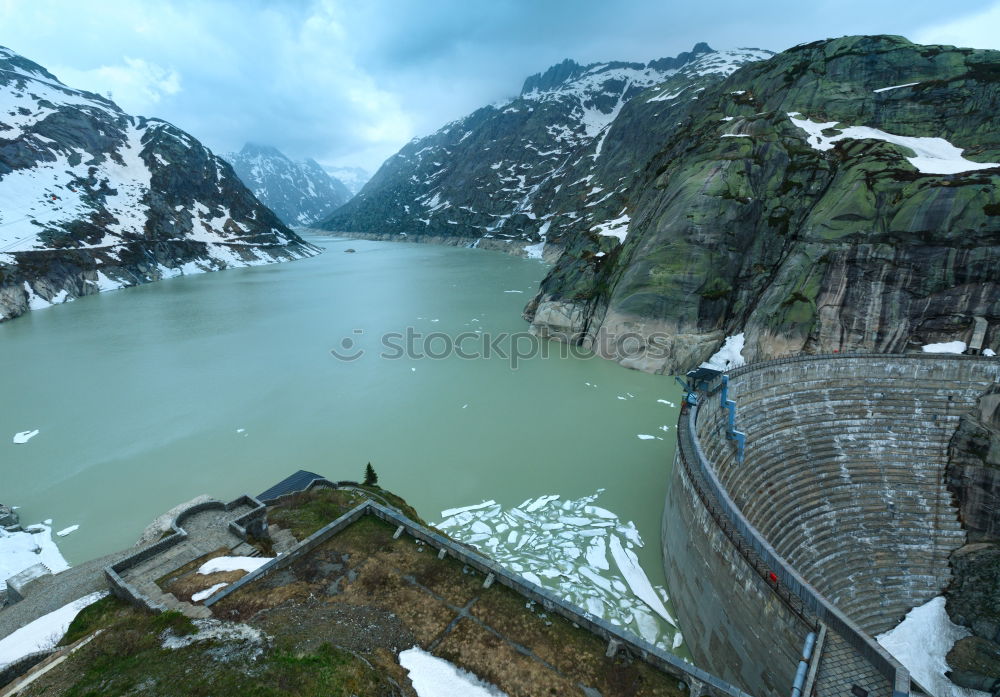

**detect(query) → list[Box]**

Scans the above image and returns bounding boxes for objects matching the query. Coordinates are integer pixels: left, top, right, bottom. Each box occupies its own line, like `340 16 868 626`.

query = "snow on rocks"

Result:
399 646 510 697
12 429 39 444
788 113 1000 174
984 348 996 357
876 596 989 697
0 591 107 669
0 521 70 591
523 241 545 259
161 618 268 661
873 82 920 93
591 211 630 243
198 556 273 575
433 491 681 650
700 333 746 371
922 341 967 354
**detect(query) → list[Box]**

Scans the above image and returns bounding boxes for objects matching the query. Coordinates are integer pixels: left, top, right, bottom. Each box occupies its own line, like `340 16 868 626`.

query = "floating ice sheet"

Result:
433 491 681 651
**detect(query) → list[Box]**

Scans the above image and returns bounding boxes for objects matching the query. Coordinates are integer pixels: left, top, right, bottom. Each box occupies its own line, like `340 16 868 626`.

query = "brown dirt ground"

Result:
214 516 689 697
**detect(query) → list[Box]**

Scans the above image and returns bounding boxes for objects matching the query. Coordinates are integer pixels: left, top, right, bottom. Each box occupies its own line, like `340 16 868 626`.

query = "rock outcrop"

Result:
225 143 352 226
946 384 1000 693
0 46 320 322
946 636 1000 695
526 35 1000 373
948 384 1000 542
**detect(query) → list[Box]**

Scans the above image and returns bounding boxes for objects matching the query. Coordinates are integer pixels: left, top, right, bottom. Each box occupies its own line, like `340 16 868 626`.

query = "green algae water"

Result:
1 233 684 649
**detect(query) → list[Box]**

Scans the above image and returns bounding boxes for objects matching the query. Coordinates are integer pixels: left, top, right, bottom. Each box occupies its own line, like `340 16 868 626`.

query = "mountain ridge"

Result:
224 143 351 226
0 46 320 322
321 43 773 254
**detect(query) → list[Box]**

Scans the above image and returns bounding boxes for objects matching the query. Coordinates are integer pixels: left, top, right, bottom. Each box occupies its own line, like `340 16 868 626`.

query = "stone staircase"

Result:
116 503 263 620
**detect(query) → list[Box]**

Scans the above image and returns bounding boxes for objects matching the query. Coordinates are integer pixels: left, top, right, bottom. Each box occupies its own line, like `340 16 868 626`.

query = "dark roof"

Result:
257 470 324 502
686 367 723 382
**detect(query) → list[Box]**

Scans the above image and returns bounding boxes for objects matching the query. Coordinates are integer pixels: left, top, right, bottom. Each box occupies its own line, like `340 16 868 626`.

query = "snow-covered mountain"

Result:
323 165 370 197
0 46 320 322
225 143 351 226
322 43 773 254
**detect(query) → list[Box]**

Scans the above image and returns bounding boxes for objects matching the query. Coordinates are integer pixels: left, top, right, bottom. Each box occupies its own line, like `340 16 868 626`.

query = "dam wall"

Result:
664 354 1000 697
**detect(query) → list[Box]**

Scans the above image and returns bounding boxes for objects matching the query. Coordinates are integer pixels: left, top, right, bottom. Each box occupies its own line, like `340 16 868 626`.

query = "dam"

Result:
663 354 1000 697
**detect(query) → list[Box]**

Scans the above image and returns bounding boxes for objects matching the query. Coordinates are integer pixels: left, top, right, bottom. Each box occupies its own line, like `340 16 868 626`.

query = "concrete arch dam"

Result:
663 354 1000 697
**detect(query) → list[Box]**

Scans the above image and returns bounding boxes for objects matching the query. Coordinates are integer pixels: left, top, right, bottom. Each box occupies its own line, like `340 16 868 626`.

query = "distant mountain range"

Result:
323 165 370 197
0 46 319 322
224 143 352 226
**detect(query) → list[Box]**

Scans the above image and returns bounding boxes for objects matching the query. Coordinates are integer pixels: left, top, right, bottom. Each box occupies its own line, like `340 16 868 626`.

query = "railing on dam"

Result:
673 352 964 697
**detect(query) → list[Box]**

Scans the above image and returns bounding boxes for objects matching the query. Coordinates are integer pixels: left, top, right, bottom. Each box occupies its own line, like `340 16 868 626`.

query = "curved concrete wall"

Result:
664 354 1000 697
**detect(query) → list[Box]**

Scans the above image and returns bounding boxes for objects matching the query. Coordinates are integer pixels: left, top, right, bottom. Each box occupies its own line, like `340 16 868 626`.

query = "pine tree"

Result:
364 462 378 487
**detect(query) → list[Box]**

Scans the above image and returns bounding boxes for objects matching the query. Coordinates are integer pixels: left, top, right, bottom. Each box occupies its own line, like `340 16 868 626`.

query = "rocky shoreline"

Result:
308 228 563 262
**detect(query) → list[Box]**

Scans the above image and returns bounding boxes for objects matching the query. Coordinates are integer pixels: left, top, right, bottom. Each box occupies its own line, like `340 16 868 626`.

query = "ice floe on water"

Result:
12 429 39 444
433 491 681 650
0 521 70 591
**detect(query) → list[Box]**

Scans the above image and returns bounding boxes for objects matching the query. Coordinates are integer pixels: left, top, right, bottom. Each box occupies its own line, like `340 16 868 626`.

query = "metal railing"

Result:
675 355 971 697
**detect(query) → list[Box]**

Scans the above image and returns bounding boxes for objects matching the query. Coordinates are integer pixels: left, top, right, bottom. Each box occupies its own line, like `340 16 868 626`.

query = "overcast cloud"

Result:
1 0 997 172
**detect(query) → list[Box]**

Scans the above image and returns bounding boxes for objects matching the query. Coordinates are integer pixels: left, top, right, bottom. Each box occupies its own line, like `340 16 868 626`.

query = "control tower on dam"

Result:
663 354 1000 697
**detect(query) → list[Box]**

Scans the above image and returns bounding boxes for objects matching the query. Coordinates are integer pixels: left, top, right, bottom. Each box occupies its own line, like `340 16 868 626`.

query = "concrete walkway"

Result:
0 549 129 641
0 501 268 635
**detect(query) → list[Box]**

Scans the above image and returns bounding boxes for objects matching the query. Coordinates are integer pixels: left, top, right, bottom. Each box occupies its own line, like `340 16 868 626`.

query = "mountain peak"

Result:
240 142 288 159
520 59 586 95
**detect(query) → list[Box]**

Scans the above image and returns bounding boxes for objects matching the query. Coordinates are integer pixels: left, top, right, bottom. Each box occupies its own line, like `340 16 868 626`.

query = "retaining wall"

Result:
206 498 753 697
104 495 264 612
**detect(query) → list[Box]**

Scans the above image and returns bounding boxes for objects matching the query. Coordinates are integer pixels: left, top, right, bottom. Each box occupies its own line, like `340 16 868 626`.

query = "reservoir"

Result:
1 233 684 650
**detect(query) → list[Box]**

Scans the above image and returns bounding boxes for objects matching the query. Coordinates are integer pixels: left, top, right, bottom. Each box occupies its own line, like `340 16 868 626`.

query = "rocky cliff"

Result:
946 384 1000 694
321 44 773 257
0 47 320 322
225 143 352 226
525 36 1000 373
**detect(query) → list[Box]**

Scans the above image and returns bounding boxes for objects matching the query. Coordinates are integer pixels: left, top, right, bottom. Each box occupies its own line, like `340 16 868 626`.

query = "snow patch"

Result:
191 582 229 602
400 646 509 697
0 591 107 669
873 82 920 93
922 341 967 354
198 556 273 575
0 522 70 591
876 596 989 697
788 113 1000 174
700 333 746 371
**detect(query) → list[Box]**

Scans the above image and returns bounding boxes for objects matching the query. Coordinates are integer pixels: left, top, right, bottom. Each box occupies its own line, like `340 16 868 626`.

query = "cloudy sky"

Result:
1 0 998 173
